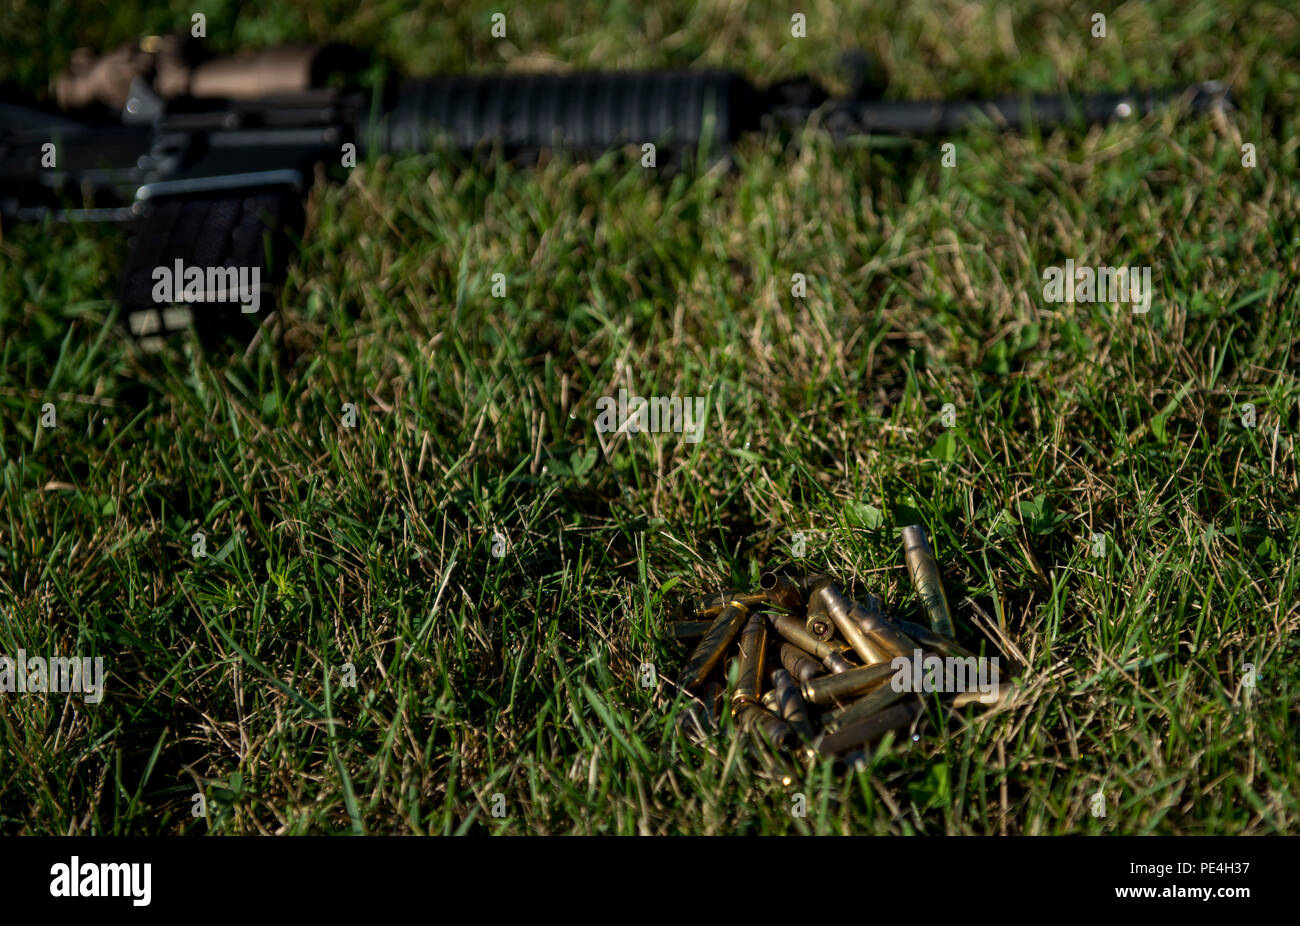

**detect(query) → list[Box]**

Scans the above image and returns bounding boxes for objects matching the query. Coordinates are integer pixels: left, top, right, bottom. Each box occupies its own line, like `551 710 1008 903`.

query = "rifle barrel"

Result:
808 81 1230 137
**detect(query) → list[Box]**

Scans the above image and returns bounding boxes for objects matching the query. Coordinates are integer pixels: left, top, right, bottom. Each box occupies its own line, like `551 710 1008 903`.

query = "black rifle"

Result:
0 37 1229 348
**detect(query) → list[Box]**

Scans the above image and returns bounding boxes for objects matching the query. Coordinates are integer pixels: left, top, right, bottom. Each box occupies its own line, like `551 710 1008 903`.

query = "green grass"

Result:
1 0 1297 835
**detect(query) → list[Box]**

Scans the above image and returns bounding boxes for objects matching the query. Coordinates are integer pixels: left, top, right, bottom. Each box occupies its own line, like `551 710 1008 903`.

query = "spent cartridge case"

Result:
808 584 874 662
894 616 976 661
813 699 926 756
733 698 797 751
809 579 917 662
678 602 749 691
854 593 891 636
804 610 835 641
760 689 781 712
691 590 769 619
770 668 816 741
852 596 919 661
800 661 895 706
759 570 805 611
951 682 1016 710
822 650 855 674
767 612 852 662
821 683 910 733
779 643 824 684
666 619 714 640
901 524 955 638
845 615 890 664
853 597 947 663
734 612 767 702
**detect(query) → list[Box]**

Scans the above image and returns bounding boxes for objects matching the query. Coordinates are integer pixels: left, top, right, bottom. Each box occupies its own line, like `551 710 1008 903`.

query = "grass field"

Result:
1 0 1297 835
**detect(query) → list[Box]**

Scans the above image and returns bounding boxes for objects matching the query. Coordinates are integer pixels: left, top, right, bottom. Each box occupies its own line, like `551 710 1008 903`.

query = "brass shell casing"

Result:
821 650 855 674
894 617 975 660
813 699 926 755
770 668 816 741
800 661 895 706
733 698 796 750
901 524 955 639
691 590 769 619
678 602 750 691
767 612 852 662
821 684 910 733
758 571 806 611
734 612 767 702
808 580 916 663
666 619 714 640
779 643 823 684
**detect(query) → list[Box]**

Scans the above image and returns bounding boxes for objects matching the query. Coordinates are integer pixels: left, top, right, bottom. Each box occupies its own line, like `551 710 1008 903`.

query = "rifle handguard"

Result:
381 70 761 153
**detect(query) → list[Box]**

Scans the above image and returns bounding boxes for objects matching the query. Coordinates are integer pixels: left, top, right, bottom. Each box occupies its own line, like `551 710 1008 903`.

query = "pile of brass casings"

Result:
671 524 1012 763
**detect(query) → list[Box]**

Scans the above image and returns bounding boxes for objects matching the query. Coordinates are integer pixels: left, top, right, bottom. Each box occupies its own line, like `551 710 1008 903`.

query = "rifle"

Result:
0 36 1229 349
